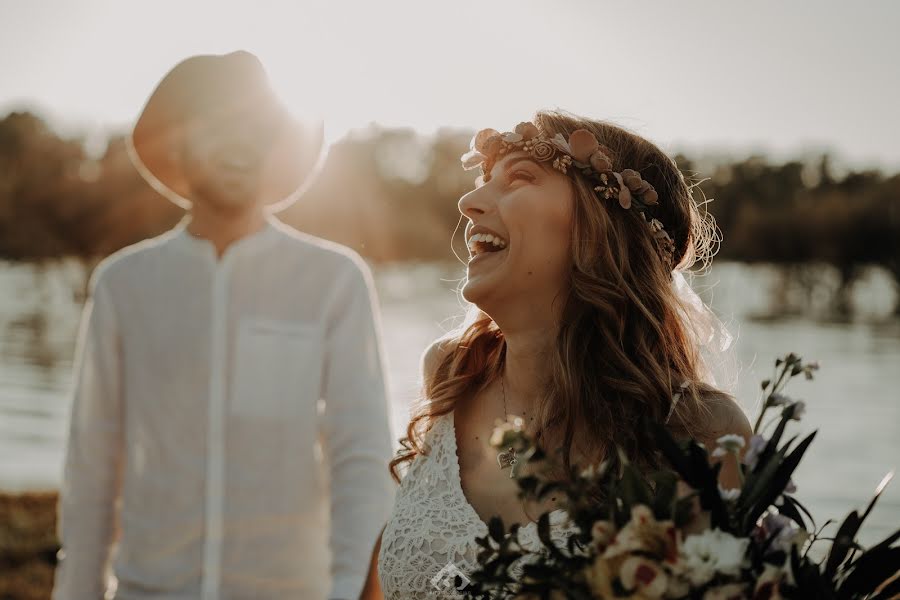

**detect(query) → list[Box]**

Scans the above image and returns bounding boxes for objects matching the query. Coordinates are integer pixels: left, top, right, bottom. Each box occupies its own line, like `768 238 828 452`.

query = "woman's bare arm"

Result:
357 338 453 599
357 525 385 600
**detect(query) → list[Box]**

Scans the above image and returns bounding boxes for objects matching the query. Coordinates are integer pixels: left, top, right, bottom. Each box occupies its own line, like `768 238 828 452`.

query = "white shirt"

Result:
52 214 396 600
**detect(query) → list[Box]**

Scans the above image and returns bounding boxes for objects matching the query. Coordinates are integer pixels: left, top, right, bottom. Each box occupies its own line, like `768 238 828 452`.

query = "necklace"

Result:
496 372 520 478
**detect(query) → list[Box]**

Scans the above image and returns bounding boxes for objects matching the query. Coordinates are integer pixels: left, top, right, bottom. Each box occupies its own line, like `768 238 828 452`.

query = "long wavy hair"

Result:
389 109 732 485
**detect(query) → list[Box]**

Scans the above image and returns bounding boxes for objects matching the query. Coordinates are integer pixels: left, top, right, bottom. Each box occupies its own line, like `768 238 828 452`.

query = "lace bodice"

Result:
377 411 582 599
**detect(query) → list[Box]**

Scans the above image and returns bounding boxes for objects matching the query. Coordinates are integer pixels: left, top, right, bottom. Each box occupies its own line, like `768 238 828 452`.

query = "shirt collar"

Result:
171 212 281 261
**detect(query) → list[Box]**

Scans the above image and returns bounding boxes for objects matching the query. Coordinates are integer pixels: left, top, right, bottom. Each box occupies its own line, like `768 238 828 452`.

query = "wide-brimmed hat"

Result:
127 50 325 212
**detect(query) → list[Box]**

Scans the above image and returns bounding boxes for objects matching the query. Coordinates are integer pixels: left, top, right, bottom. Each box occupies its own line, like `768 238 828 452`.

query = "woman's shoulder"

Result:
705 391 752 439
420 335 457 387
678 387 753 450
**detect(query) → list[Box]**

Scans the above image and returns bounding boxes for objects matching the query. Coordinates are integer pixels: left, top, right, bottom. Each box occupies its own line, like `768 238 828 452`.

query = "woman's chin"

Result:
462 251 508 304
460 280 483 305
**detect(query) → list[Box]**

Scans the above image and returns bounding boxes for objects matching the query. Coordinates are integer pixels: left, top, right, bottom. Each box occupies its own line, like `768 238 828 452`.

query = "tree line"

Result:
1 110 898 315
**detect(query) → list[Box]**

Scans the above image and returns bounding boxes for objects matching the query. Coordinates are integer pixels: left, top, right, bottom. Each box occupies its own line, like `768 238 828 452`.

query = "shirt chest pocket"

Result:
231 317 325 418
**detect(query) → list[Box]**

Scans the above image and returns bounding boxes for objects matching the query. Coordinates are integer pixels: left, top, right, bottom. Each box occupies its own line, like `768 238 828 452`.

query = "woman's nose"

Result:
458 183 493 219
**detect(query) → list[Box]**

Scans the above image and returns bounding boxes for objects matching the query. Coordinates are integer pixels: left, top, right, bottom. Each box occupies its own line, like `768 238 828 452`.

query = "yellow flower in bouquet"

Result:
701 582 748 600
619 555 669 598
580 505 687 599
583 555 614 598
602 505 680 565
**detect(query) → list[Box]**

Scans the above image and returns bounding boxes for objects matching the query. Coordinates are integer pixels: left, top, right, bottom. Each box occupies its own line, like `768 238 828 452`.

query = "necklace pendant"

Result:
497 447 518 478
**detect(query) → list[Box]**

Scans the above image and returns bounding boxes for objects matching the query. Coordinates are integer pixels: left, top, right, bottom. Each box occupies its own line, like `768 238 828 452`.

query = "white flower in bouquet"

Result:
718 484 741 502
679 528 749 586
711 433 745 458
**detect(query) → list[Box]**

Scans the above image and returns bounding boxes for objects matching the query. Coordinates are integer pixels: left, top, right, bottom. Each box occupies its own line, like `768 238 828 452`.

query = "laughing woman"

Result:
365 110 752 599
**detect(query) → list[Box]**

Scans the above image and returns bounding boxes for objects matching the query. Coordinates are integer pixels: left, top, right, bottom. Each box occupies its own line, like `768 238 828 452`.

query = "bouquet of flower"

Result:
463 354 899 599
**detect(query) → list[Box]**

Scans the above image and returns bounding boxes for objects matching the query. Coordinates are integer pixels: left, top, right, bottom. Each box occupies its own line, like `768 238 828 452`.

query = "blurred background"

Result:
1 0 898 597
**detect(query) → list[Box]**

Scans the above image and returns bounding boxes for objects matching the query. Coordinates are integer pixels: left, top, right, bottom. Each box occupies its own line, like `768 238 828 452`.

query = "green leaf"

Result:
515 475 539 499
738 444 787 514
535 512 567 562
756 415 792 470
858 526 900 563
824 510 861 580
488 515 505 543
790 544 836 598
837 547 900 599
649 470 678 519
790 496 818 532
674 495 697 528
869 574 900 600
860 471 894 525
742 431 817 533
776 495 806 529
621 464 652 510
651 419 729 529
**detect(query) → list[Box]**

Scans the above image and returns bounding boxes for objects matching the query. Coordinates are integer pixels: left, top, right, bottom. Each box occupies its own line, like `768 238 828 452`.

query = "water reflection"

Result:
0 260 898 544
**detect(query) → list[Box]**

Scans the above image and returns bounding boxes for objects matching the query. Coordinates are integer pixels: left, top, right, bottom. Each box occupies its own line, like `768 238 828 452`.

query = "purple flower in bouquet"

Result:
784 400 806 421
742 434 768 469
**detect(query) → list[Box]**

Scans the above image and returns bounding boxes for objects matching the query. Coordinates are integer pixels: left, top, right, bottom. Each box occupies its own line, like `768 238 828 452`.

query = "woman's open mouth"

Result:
467 232 508 265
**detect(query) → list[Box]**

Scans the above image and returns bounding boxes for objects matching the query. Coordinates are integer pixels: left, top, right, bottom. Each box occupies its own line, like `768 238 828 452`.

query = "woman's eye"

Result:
509 171 534 183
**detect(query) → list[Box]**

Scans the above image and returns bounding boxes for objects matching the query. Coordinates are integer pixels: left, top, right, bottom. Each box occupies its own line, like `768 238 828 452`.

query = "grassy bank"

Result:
0 491 58 600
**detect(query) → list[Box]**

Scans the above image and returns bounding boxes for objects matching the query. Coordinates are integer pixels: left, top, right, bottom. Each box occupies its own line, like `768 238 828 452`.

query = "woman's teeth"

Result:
467 233 507 255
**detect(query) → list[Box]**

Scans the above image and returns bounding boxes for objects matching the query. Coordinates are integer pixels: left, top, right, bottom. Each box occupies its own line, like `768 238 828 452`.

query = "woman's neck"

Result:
500 325 556 417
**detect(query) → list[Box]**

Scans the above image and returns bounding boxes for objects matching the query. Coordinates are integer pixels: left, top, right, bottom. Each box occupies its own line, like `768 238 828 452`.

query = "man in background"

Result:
52 50 395 600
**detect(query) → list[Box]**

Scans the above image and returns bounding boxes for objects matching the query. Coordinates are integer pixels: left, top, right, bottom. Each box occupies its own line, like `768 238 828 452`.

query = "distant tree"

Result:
0 111 179 261
2 110 898 315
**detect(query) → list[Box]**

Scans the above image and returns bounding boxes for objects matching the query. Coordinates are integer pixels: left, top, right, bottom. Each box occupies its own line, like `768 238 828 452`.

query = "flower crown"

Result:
460 121 676 269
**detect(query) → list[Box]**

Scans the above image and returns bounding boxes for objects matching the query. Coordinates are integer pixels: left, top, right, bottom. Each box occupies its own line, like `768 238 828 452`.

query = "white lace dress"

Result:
377 411 582 599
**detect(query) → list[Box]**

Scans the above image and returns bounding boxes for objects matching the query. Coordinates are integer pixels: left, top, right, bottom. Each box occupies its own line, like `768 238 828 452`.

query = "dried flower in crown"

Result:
461 121 675 269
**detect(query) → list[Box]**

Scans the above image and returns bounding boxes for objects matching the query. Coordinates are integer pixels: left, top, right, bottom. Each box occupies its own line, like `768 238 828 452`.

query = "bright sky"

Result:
1 0 898 170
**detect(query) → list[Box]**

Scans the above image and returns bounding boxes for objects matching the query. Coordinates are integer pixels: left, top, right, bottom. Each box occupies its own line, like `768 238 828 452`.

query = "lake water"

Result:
1 259 897 545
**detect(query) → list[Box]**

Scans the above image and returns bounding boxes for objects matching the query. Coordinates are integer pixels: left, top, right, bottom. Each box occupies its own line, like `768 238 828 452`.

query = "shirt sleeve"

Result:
319 257 396 600
52 271 124 600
